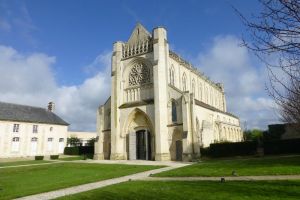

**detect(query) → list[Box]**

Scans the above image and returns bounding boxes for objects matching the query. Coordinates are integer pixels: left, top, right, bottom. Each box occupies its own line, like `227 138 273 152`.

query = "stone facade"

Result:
94 24 243 161
0 102 68 158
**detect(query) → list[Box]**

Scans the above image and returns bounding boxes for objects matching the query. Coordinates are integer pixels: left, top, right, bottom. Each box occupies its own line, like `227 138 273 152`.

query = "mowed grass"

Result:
0 163 163 200
58 155 87 161
0 160 51 167
58 180 300 200
154 155 300 177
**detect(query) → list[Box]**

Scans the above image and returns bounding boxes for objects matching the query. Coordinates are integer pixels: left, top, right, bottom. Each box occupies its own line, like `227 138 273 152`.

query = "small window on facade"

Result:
50 127 53 132
48 138 53 142
31 137 38 142
13 124 20 132
59 138 64 142
172 100 177 122
33 125 38 133
12 137 20 142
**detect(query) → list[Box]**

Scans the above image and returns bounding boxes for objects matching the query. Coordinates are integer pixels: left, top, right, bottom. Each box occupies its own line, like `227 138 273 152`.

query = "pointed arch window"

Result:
192 79 195 95
171 100 177 122
169 66 175 86
182 73 187 91
199 83 202 100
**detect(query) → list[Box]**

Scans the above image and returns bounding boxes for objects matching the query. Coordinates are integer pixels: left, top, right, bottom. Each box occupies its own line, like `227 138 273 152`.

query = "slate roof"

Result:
195 99 239 119
0 102 69 126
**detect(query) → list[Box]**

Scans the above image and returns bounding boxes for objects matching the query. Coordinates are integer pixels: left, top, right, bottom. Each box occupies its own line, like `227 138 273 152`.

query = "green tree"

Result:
87 138 96 146
67 137 81 147
244 129 263 141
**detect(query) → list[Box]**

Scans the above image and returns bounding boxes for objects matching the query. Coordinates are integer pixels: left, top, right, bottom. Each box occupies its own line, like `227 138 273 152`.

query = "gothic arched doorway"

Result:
124 108 154 160
136 129 151 160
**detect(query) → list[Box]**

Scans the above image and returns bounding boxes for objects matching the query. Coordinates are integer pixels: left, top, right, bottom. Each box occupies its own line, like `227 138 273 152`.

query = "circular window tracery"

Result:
129 63 150 86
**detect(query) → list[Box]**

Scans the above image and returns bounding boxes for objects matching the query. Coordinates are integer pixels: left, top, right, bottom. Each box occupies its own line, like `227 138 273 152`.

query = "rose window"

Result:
129 63 150 86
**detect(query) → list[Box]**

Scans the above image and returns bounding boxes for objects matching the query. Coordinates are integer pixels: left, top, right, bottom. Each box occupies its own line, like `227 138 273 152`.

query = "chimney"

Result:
48 102 55 112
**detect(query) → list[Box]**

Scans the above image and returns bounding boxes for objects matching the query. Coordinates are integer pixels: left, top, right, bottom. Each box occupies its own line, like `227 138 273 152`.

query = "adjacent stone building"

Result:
94 24 243 161
0 102 69 158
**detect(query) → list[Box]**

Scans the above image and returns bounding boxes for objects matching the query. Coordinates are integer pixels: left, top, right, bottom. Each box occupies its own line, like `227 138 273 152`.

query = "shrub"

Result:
264 138 300 155
203 141 257 157
64 146 94 155
64 147 80 155
200 147 210 157
50 155 59 160
35 156 44 160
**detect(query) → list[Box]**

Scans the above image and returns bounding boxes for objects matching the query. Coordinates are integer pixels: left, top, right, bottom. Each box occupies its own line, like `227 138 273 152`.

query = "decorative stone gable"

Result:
122 23 153 59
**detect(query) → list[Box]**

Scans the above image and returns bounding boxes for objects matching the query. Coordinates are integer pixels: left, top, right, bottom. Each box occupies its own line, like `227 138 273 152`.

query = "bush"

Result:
203 141 258 158
64 147 79 155
50 155 59 160
200 147 210 157
264 138 300 155
35 156 44 160
64 146 94 155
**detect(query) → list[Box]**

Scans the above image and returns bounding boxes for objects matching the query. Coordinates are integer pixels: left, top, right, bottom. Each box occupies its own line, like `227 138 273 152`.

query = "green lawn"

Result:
0 163 162 200
154 155 300 177
58 180 300 200
58 156 86 161
0 160 51 167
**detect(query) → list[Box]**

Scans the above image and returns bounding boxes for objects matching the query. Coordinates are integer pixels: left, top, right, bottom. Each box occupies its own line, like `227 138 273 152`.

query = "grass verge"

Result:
57 180 300 200
0 160 51 167
0 163 162 200
154 155 300 177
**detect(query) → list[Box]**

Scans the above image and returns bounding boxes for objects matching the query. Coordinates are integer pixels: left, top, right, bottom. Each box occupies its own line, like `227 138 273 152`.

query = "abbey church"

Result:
94 24 243 161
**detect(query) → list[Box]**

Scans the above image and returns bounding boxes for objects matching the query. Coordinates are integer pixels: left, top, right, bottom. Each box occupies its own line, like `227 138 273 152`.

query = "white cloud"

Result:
0 45 111 131
196 35 280 130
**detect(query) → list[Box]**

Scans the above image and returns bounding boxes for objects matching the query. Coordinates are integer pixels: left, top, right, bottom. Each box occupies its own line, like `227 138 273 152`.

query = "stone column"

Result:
181 93 194 161
94 106 104 160
110 41 126 160
153 27 171 161
190 94 201 159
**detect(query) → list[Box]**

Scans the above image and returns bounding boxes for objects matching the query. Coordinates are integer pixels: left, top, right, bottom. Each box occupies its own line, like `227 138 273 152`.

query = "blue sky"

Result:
0 0 279 131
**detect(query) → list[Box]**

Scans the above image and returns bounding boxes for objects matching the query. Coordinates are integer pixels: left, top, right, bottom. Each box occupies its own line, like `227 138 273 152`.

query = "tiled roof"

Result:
0 102 69 126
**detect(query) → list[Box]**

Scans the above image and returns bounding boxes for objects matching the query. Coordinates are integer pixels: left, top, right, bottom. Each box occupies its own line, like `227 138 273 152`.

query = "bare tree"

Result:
235 0 300 128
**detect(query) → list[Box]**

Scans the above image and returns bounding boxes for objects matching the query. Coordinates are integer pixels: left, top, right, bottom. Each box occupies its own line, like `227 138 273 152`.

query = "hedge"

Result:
35 156 44 160
64 146 94 155
264 138 300 155
202 141 257 157
50 155 59 160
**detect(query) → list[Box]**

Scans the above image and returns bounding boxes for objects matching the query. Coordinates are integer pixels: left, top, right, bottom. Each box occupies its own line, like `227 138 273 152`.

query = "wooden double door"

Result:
136 130 151 160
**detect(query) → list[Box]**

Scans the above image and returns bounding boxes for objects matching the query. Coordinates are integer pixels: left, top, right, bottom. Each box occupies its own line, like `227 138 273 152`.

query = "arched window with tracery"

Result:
205 87 208 103
192 79 195 95
128 62 150 86
171 100 177 122
169 65 175 86
199 83 202 100
182 73 187 91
